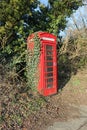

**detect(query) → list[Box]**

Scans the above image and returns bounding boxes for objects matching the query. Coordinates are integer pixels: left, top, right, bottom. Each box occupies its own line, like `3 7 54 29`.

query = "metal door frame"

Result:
43 42 57 95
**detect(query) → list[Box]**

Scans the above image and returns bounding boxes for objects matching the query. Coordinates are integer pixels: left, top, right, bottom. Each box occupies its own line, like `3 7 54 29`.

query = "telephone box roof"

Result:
27 31 57 43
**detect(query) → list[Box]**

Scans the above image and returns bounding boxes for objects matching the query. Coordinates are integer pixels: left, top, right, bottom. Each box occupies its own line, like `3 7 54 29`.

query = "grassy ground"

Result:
0 63 87 130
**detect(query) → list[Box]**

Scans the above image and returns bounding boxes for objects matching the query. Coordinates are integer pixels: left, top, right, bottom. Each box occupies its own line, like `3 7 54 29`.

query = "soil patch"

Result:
0 66 87 130
23 68 87 130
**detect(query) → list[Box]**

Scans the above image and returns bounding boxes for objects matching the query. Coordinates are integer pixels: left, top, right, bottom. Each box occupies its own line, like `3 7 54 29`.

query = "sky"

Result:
63 5 87 36
40 0 48 6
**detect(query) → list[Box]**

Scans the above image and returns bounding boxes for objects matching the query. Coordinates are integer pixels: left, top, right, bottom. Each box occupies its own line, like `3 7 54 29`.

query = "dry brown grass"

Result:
59 29 87 60
0 64 46 130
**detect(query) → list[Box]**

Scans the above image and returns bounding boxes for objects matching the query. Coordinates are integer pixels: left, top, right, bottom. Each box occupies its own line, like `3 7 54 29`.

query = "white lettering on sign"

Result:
41 37 55 41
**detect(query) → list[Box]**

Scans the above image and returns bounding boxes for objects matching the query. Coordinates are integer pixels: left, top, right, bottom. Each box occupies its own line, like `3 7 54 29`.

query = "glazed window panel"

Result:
47 83 53 88
47 73 53 77
46 67 53 72
46 56 53 60
47 78 53 83
47 62 53 66
45 44 54 89
46 51 53 56
46 45 53 50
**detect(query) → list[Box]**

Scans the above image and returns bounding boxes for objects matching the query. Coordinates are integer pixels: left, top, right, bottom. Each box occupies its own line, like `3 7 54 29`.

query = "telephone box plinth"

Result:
27 32 58 96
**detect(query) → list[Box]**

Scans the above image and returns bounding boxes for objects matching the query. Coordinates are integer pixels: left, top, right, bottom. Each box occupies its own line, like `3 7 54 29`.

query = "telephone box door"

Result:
43 43 57 96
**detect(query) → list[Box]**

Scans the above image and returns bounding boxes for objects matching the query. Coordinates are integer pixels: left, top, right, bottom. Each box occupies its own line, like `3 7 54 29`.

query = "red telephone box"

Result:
27 32 58 96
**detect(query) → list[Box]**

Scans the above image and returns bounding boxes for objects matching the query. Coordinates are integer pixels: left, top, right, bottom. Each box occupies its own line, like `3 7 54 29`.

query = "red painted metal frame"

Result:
27 32 58 96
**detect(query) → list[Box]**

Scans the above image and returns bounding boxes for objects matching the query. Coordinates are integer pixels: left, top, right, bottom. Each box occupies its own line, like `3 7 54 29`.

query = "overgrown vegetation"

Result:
0 0 82 79
0 64 46 129
26 33 41 91
59 29 87 67
59 28 87 89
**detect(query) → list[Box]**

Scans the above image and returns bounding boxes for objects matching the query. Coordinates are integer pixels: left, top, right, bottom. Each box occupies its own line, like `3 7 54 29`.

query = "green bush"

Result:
26 33 41 91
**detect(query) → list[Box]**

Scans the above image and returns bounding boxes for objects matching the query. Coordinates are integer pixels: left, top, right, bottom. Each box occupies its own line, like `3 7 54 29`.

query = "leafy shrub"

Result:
59 29 87 69
0 66 45 129
26 33 41 91
58 28 87 89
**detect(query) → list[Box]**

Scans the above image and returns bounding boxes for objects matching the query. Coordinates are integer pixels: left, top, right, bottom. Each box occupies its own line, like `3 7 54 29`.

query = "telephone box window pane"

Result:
46 51 53 56
47 83 53 88
46 56 53 60
45 45 54 89
46 67 53 72
47 78 53 83
47 62 53 66
47 73 53 77
46 45 52 50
